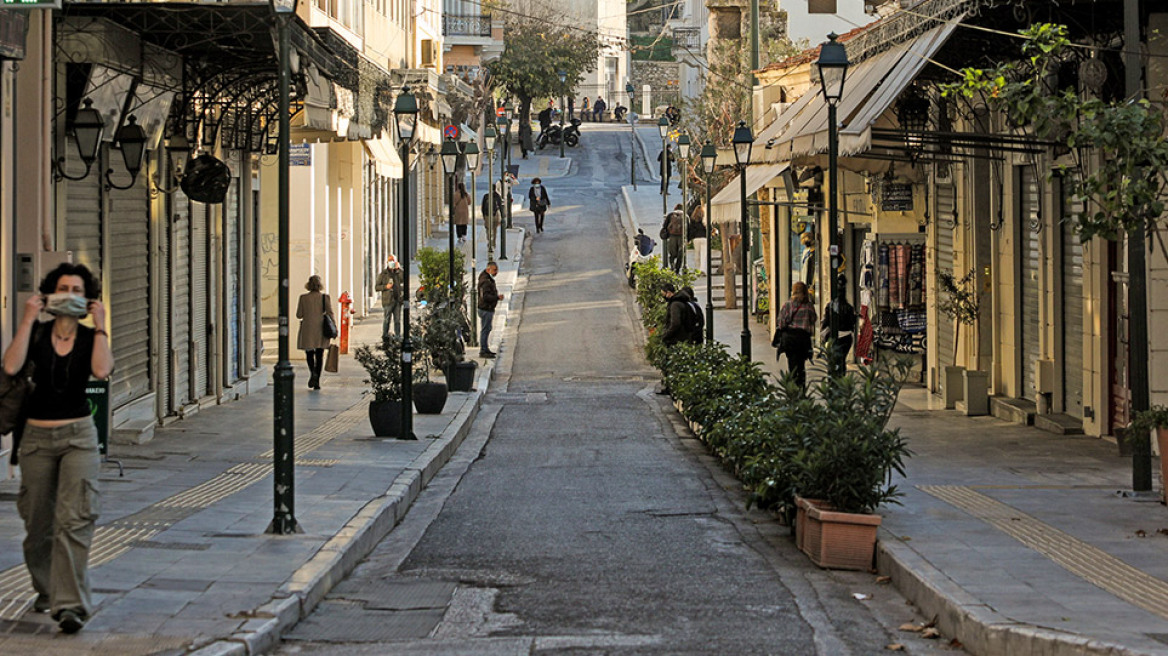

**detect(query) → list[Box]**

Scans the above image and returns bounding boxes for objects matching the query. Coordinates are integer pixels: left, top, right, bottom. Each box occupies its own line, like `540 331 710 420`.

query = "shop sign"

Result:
881 183 913 212
0 9 29 60
290 143 311 166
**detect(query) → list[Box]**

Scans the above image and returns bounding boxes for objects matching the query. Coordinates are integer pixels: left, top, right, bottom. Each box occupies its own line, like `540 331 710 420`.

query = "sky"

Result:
781 0 875 45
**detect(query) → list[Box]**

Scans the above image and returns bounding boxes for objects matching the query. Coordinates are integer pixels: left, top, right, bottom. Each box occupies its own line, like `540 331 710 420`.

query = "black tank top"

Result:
25 322 96 420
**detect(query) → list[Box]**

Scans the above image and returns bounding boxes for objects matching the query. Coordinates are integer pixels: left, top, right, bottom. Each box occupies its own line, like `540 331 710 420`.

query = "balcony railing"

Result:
672 26 700 51
443 13 492 37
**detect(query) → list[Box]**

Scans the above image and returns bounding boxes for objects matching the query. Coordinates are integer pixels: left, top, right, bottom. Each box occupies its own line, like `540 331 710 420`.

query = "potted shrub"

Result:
416 246 468 304
792 357 913 570
411 306 450 414
1127 406 1168 503
937 269 981 411
422 296 476 392
353 336 408 437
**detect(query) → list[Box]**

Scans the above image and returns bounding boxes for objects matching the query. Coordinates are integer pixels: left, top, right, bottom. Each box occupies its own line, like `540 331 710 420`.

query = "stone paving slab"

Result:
619 169 1168 655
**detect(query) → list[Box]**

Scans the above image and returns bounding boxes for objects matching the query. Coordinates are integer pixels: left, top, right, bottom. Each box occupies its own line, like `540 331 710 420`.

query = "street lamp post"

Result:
440 140 460 296
816 32 850 377
465 139 480 346
558 69 567 159
626 82 636 190
393 86 419 441
700 141 717 342
485 125 497 261
267 0 300 535
732 120 754 360
504 101 514 230
677 133 691 272
657 116 669 219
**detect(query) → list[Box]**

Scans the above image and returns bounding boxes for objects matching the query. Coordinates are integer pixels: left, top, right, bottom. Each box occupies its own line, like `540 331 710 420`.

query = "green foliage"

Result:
633 256 699 334
630 35 675 62
1126 405 1168 445
937 269 980 326
940 22 1168 243
353 336 424 403
416 246 468 304
418 300 468 376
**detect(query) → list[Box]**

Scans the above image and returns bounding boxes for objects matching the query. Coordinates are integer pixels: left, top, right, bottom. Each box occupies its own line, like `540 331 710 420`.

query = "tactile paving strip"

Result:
920 485 1168 620
0 398 368 620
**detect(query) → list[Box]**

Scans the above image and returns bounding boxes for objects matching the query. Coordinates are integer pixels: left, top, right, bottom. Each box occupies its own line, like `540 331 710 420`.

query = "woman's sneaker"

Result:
57 609 85 634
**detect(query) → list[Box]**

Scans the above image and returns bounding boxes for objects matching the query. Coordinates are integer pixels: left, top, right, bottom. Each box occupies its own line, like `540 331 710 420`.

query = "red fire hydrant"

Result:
339 291 354 354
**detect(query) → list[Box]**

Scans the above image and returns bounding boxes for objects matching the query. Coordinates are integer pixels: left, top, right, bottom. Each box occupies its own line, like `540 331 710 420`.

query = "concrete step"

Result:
1035 412 1085 435
990 396 1036 425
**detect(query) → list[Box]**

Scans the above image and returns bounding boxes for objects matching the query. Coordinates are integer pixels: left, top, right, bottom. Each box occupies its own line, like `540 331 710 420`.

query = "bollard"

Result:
339 291 353 354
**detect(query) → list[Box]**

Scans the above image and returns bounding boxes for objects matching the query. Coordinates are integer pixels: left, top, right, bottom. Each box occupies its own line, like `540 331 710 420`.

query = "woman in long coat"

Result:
297 275 334 390
453 182 471 243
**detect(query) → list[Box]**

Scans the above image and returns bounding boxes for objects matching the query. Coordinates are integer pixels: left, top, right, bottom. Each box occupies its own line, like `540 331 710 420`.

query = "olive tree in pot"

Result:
424 297 476 392
412 306 450 415
353 336 410 436
1127 406 1168 503
937 269 982 412
792 356 913 571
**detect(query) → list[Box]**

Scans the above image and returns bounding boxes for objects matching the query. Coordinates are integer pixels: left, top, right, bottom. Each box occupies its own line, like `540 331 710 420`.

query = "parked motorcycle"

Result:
537 119 583 149
563 118 581 147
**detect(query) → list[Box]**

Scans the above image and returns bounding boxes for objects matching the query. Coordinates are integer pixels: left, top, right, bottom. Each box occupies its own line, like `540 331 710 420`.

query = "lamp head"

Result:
72 98 105 166
699 141 717 174
393 86 419 144
657 116 669 139
558 69 567 84
464 141 480 169
504 101 513 121
731 121 754 167
440 139 460 174
625 82 634 95
115 115 148 178
484 125 497 151
165 133 191 175
677 133 691 159
816 32 850 104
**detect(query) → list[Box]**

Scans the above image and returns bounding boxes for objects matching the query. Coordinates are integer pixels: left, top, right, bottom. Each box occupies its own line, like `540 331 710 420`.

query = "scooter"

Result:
536 124 562 150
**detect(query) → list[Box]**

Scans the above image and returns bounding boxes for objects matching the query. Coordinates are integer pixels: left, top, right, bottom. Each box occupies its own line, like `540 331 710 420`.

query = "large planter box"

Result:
445 361 478 392
795 496 881 571
941 365 965 409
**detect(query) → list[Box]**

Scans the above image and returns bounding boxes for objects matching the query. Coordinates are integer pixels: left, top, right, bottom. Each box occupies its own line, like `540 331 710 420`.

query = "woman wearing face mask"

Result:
297 275 334 390
2 263 113 634
528 177 550 234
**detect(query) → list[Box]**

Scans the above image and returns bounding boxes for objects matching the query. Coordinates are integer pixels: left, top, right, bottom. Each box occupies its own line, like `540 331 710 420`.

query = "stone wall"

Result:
631 60 683 107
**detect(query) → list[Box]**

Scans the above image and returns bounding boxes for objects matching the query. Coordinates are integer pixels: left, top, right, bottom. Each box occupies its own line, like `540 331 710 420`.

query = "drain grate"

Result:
285 606 446 642
130 540 212 551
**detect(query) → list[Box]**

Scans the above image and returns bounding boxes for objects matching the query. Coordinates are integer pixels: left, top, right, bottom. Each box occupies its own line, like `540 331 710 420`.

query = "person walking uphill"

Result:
528 177 551 234
664 203 685 273
4 263 114 633
453 182 471 244
376 255 403 338
297 275 335 390
773 281 817 389
477 262 504 358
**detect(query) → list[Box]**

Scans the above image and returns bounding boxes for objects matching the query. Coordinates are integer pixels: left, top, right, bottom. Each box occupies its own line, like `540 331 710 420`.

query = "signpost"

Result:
444 124 460 141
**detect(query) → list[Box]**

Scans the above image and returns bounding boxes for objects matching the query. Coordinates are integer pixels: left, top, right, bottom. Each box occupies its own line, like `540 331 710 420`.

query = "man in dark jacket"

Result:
660 283 696 346
664 204 685 273
477 262 504 358
657 145 673 194
375 255 403 338
592 96 607 122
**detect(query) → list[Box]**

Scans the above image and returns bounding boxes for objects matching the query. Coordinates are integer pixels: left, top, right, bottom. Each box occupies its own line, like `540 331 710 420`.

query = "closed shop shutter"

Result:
191 202 210 400
64 143 102 271
108 171 152 409
226 167 241 383
1020 168 1040 402
935 183 957 370
158 188 172 416
1062 193 1084 418
172 191 191 407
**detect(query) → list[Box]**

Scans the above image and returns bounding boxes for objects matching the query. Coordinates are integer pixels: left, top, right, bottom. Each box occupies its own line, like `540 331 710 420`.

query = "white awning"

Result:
363 135 402 178
767 19 961 161
710 163 789 224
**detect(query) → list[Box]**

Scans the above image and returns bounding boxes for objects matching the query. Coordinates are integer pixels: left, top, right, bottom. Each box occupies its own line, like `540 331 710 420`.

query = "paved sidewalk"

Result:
0 229 525 654
619 174 1168 656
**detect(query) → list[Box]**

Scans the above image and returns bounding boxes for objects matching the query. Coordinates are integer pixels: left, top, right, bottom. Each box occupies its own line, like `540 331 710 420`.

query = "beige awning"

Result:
363 135 402 178
710 163 789 224
766 19 961 162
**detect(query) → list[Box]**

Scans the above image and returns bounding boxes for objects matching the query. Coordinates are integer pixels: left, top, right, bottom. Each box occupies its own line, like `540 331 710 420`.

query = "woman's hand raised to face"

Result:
22 294 44 325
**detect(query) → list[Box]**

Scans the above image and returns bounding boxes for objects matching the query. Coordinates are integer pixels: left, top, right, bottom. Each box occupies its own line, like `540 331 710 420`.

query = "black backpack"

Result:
681 300 704 344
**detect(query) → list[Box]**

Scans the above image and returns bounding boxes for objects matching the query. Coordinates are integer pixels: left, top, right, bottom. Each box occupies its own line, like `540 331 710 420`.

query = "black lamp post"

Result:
657 116 669 218
484 124 497 261
700 140 717 342
816 32 850 377
465 139 480 345
677 133 691 272
558 69 567 159
504 101 514 229
626 82 636 189
393 86 419 442
497 111 509 260
268 0 302 535
440 139 460 295
732 120 754 360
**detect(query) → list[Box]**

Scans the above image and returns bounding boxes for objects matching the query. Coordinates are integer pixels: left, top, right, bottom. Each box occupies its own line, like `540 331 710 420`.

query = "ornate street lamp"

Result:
105 115 148 190
658 115 670 226
496 114 509 259
393 86 419 443
558 69 567 159
152 133 191 195
699 140 717 342
626 81 637 188
677 133 691 272
731 120 754 360
484 125 497 261
55 98 104 181
464 139 480 345
816 32 850 377
896 85 930 157
440 139 460 296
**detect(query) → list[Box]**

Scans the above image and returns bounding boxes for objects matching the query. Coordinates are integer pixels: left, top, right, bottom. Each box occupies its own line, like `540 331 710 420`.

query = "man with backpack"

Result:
681 285 704 344
664 204 685 273
661 283 700 346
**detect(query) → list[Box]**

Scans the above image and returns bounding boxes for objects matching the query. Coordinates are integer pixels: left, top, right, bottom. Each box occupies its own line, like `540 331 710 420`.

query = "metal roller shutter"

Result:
108 168 152 409
226 165 241 383
1062 194 1084 418
935 183 956 370
158 183 172 416
191 202 210 400
172 191 191 407
1020 168 1040 402
64 143 102 271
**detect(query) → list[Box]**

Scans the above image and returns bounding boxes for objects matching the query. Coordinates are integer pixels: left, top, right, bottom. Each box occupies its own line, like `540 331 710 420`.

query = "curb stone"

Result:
876 537 1161 656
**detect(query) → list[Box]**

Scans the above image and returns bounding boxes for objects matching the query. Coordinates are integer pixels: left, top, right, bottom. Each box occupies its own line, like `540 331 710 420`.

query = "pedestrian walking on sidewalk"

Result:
528 177 551 233
773 281 817 389
4 263 114 633
297 275 335 390
376 255 403 337
820 275 857 373
567 96 575 121
453 182 471 243
657 144 673 194
477 262 503 358
665 204 685 273
581 97 590 121
688 202 707 272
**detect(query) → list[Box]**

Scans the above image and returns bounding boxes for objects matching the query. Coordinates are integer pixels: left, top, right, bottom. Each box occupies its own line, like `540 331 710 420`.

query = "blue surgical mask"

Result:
45 292 89 318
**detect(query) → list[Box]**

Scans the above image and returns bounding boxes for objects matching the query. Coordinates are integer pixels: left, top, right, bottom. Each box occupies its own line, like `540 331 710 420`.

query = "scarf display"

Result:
864 238 927 355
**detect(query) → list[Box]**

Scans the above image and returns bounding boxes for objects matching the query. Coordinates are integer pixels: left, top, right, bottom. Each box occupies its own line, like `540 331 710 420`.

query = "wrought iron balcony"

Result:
443 13 492 37
672 26 700 51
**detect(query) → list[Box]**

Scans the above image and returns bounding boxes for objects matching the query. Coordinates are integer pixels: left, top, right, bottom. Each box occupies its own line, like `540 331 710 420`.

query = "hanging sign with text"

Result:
881 183 914 212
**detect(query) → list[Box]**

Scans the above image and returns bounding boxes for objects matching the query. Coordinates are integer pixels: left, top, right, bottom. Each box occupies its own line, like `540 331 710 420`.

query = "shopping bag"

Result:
325 344 339 373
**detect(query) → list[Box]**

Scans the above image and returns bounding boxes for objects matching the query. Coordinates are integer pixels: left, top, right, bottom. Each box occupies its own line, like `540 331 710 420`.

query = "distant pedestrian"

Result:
376 255 403 337
661 283 700 347
482 187 505 250
820 275 857 373
528 177 551 233
613 103 628 122
297 275 335 390
773 281 817 389
4 263 113 634
453 182 471 243
581 97 590 121
538 103 554 133
477 262 503 358
688 202 708 271
665 203 685 273
592 96 607 122
657 145 673 193
628 229 656 288
567 96 575 121
634 227 656 256
519 122 533 159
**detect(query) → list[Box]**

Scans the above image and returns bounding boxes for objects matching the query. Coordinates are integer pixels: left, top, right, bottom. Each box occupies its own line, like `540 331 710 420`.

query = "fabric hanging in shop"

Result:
856 297 874 363
877 244 890 310
909 243 924 308
896 244 910 309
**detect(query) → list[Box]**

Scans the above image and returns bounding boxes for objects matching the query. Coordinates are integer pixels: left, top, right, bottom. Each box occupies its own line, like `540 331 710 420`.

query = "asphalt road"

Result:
278 126 958 656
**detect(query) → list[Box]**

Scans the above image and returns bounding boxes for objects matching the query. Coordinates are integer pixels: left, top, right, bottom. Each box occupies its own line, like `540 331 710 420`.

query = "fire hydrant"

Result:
339 292 354 354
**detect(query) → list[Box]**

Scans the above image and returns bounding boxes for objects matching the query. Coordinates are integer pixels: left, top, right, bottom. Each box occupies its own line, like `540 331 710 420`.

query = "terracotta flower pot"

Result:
796 496 882 571
1158 428 1168 504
